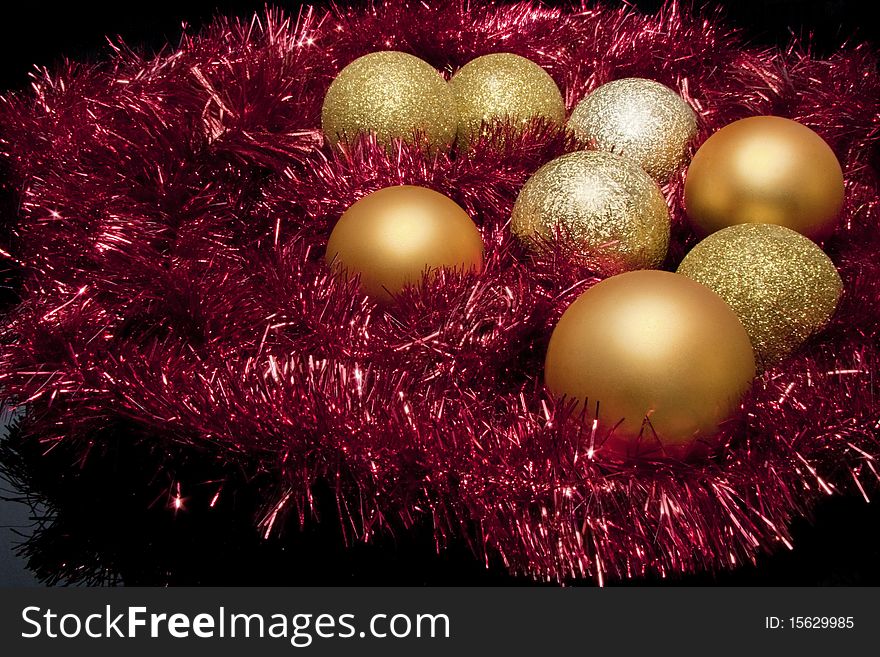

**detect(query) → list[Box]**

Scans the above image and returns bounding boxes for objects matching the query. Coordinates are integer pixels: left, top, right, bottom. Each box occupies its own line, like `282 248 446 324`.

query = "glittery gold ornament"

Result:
567 78 697 181
685 116 845 239
326 185 484 303
545 270 755 459
677 223 842 368
321 51 458 150
511 150 669 270
449 53 565 145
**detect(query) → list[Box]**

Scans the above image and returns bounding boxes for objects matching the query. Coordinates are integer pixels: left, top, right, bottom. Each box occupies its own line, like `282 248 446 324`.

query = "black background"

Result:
2 1 880 91
1 1 879 586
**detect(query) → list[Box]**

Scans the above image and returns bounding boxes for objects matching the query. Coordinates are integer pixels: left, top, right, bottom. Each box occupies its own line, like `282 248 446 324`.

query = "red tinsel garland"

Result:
1 0 879 583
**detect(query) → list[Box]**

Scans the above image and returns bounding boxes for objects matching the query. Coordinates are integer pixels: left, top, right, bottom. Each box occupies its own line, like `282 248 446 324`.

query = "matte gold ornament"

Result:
684 116 845 239
677 223 842 368
321 51 458 150
326 185 484 303
567 78 698 181
450 53 565 145
544 270 755 459
511 150 670 270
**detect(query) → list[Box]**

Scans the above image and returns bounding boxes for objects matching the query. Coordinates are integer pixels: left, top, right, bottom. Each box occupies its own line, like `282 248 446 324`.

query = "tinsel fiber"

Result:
1 1 879 583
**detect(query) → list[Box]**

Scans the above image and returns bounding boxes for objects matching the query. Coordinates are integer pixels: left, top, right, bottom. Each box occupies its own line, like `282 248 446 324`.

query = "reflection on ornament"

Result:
685 116 844 238
326 185 484 303
545 270 755 459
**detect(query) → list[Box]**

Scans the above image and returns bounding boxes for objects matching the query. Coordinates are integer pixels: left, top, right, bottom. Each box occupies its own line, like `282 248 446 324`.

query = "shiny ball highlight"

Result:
545 270 756 459
684 116 845 238
326 185 484 303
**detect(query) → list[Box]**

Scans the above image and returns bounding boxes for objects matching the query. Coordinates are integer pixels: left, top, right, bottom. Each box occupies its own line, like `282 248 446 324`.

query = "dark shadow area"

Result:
2 416 879 586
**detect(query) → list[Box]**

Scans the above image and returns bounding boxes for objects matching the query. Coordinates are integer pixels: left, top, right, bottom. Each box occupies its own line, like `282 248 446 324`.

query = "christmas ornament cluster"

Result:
1 1 879 584
321 35 844 458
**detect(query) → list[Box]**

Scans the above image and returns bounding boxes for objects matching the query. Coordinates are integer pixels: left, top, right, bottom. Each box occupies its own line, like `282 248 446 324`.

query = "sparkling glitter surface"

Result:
322 51 458 149
568 78 698 181
450 53 565 145
511 150 670 269
677 224 843 368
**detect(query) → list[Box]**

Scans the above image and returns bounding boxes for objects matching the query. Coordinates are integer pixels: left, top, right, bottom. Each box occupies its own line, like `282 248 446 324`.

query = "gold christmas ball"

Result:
677 223 842 369
326 185 484 303
684 116 845 239
510 150 670 270
321 51 458 150
567 78 698 181
545 270 755 459
449 53 565 145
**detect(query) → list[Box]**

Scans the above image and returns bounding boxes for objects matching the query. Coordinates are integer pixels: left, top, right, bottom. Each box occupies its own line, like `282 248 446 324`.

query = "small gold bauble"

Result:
677 223 842 368
326 185 484 303
684 116 845 238
449 53 565 145
321 51 458 150
567 78 697 181
510 150 670 270
545 270 755 459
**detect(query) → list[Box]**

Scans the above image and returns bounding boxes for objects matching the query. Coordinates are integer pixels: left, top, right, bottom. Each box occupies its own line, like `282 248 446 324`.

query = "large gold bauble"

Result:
567 78 698 181
544 270 755 459
684 116 845 239
326 185 484 303
510 150 670 270
321 51 458 150
449 53 565 145
676 223 842 369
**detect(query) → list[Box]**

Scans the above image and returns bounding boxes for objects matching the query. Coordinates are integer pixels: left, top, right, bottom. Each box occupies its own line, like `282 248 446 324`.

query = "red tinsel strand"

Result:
1 1 879 583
